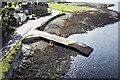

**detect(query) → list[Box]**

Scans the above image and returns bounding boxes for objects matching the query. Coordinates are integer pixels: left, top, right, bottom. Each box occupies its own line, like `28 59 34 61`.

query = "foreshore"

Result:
7 2 120 78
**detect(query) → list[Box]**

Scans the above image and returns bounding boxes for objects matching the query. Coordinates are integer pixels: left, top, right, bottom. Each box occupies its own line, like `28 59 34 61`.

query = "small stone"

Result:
15 67 17 69
22 60 26 63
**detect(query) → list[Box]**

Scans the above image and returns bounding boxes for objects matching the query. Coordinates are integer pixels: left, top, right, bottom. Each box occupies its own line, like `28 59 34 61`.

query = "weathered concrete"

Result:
25 30 93 56
0 9 60 61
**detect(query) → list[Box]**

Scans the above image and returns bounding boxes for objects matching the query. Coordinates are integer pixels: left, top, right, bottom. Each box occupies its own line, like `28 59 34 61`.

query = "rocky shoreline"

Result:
6 3 120 79
44 8 120 38
69 2 115 9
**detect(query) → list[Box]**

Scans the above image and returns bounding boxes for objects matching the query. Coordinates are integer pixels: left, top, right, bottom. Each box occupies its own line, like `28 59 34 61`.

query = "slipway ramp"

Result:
25 30 93 57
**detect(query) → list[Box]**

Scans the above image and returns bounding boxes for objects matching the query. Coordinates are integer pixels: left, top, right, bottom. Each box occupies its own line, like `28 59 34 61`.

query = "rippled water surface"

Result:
66 2 119 78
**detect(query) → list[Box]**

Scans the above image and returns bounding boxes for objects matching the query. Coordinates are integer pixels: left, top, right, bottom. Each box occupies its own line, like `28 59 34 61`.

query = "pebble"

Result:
21 60 26 63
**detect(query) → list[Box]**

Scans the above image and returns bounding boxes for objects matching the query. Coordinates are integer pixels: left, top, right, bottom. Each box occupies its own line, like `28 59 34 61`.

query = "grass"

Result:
58 11 65 15
0 41 21 80
48 3 90 12
64 2 86 5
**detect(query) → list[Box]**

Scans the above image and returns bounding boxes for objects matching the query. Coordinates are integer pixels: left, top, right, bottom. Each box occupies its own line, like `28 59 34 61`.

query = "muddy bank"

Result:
69 2 115 9
8 5 120 79
44 9 120 37
8 37 79 78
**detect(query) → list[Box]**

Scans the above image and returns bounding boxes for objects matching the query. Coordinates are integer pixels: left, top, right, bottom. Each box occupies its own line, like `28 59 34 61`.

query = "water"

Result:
65 2 119 78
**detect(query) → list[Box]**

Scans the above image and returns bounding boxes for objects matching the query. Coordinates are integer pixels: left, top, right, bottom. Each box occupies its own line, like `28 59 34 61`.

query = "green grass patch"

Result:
48 3 90 12
58 11 65 15
0 41 21 80
64 2 86 5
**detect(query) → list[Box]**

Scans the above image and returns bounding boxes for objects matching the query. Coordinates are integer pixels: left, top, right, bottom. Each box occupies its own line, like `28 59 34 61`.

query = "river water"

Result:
65 2 120 78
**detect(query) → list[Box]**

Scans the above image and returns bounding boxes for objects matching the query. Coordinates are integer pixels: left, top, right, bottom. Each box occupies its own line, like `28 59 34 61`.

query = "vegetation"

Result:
1 2 20 41
0 41 21 80
48 3 90 12
63 2 86 5
2 28 16 45
2 2 20 9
